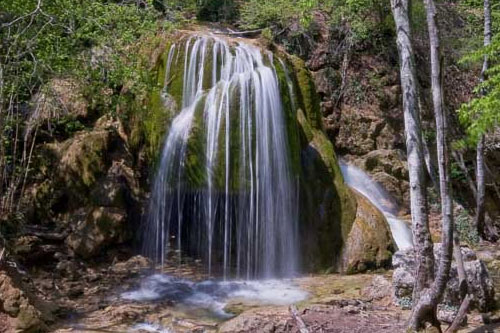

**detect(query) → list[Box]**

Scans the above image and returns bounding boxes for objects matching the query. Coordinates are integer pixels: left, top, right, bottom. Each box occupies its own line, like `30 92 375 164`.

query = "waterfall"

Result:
339 162 413 250
144 35 298 279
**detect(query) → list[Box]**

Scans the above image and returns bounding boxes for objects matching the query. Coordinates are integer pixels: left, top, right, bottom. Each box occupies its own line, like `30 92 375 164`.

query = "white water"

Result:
122 274 308 318
340 162 413 250
144 35 298 279
130 323 172 333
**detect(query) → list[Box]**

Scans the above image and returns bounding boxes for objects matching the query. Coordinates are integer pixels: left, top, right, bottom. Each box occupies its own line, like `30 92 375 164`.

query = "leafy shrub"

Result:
0 0 169 212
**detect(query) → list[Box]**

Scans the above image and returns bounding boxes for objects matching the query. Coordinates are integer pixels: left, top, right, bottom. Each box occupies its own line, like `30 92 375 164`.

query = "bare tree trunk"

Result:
445 232 470 332
390 0 434 325
422 134 439 190
476 136 486 237
409 0 454 330
476 0 491 239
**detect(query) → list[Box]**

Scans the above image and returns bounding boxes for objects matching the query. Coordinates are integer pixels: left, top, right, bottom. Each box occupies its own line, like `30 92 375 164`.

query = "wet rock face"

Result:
348 149 410 211
392 245 496 312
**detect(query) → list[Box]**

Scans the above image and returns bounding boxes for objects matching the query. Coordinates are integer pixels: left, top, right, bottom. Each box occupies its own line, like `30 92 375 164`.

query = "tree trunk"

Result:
409 0 455 330
445 232 470 333
423 134 440 191
476 0 491 239
390 0 434 325
476 136 486 237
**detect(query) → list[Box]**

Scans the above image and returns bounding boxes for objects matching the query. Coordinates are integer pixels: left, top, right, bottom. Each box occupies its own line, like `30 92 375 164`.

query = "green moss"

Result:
274 57 302 176
289 55 322 129
202 39 215 90
96 212 115 235
277 52 357 272
156 48 168 89
74 132 109 188
166 43 187 108
184 97 208 188
143 88 172 159
296 108 313 142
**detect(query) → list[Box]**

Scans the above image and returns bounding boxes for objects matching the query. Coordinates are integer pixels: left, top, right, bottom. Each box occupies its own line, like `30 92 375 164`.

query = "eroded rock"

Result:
111 255 152 276
66 207 128 258
361 275 393 303
341 191 394 273
0 265 55 332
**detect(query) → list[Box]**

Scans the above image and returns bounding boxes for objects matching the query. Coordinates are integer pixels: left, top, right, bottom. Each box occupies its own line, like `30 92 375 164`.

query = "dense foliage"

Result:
455 0 500 145
459 35 500 144
0 0 167 213
239 0 393 45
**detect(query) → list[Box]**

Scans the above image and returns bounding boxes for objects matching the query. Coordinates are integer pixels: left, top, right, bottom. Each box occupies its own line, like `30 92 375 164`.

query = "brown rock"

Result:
111 255 152 275
0 266 55 332
361 275 393 303
66 207 128 258
341 191 395 274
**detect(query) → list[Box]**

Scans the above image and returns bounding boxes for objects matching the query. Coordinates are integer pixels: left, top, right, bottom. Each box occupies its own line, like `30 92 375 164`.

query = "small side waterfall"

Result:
340 162 413 250
144 35 298 279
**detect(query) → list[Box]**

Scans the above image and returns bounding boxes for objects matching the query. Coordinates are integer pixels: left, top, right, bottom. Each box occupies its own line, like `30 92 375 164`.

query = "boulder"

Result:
90 160 139 208
11 236 58 266
66 207 128 258
218 307 290 333
392 245 495 312
341 191 395 273
110 255 152 275
0 265 55 332
361 275 393 303
58 129 110 189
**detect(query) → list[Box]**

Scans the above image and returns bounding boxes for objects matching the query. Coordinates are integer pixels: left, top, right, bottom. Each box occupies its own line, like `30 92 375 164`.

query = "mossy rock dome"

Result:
138 30 393 273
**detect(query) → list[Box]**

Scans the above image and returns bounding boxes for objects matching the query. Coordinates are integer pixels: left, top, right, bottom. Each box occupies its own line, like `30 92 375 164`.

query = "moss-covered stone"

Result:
289 55 322 129
278 52 357 273
341 191 394 274
143 33 364 274
184 97 208 188
57 129 110 189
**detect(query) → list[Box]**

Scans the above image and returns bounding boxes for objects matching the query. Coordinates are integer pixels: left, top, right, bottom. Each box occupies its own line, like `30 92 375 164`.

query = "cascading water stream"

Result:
339 162 413 250
144 35 299 279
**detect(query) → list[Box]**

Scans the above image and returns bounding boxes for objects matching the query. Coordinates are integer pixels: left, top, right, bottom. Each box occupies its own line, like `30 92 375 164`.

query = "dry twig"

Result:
289 305 309 333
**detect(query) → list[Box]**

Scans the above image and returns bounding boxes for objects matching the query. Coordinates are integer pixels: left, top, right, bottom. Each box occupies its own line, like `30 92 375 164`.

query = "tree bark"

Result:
476 0 491 239
476 136 486 237
408 0 454 330
390 0 434 326
423 134 440 191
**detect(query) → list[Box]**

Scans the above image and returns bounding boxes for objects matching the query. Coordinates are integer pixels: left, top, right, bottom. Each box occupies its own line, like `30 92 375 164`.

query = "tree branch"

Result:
289 305 309 333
